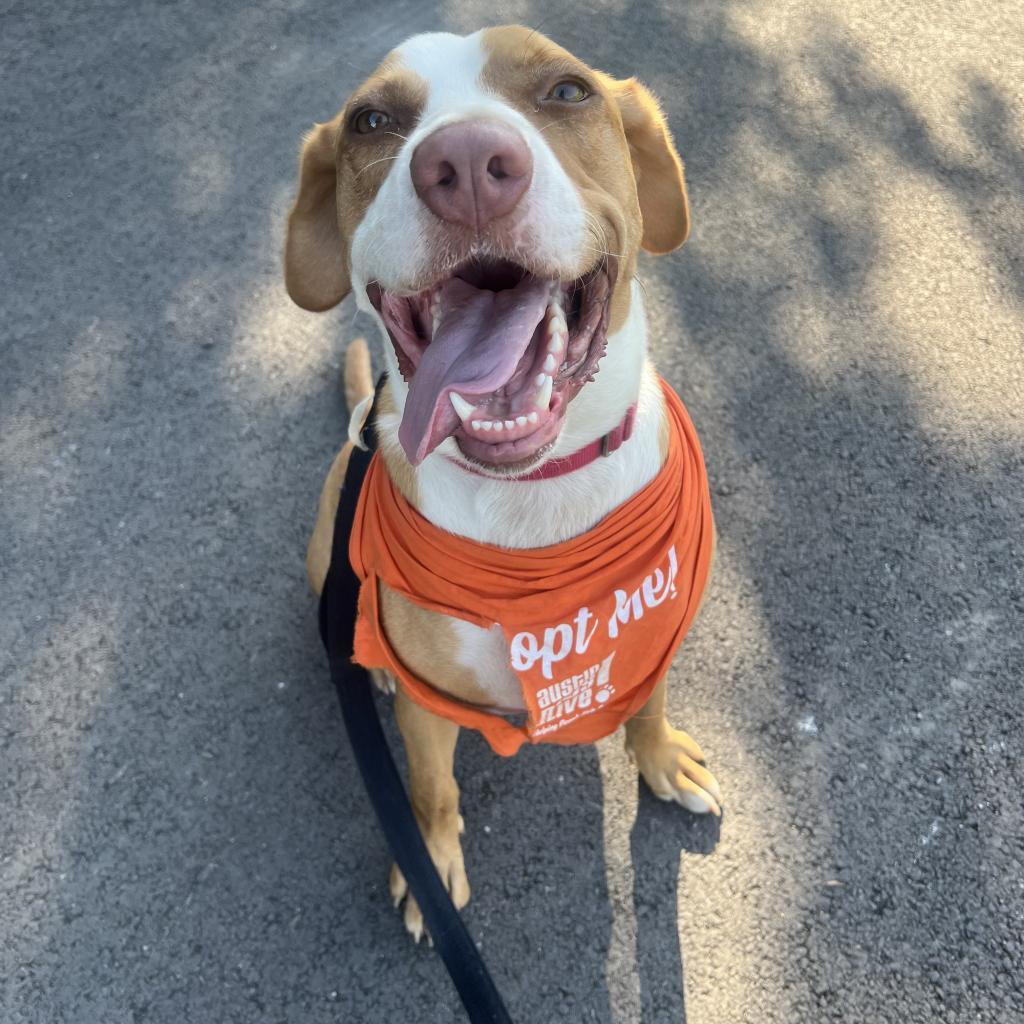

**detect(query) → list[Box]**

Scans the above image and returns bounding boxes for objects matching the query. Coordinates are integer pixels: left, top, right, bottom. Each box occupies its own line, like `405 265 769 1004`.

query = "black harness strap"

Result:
318 376 513 1024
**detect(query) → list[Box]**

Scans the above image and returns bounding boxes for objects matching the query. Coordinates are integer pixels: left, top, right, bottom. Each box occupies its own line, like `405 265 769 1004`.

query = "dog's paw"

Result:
626 725 722 816
388 814 470 943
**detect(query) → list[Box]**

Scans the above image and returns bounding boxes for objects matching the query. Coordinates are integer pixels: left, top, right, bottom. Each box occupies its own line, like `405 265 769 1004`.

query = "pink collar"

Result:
449 403 637 482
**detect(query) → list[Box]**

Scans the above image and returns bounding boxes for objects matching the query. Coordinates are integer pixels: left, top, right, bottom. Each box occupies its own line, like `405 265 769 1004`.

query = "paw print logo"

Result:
595 652 616 704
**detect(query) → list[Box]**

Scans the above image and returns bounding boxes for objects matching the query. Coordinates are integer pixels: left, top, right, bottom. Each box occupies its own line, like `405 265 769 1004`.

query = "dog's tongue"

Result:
399 275 551 464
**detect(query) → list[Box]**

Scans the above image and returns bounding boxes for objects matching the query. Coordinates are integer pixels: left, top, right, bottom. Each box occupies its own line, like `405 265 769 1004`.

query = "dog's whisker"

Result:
580 210 621 275
581 243 625 260
341 58 375 78
356 155 400 177
522 18 555 61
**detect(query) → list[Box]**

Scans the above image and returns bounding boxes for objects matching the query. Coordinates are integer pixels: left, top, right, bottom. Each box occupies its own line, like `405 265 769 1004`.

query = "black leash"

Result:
318 376 514 1024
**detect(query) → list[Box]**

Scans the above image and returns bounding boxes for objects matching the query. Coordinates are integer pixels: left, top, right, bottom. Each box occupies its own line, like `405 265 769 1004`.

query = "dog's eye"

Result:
353 109 393 134
546 79 589 103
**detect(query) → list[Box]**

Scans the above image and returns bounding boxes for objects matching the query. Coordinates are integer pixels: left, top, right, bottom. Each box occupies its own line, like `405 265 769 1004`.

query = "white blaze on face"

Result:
350 30 588 315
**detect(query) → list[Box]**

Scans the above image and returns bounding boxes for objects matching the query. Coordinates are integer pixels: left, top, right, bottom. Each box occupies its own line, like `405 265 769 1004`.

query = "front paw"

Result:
388 814 470 943
626 725 722 816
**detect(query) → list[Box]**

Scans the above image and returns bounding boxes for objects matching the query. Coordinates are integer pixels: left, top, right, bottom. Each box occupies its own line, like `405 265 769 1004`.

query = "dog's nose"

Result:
410 120 533 230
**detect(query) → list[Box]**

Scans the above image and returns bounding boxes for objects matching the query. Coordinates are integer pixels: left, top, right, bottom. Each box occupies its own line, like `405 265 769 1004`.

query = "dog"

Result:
286 26 721 943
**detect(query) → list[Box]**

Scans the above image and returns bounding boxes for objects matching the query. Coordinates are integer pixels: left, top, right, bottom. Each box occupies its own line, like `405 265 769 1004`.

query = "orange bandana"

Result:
350 379 714 756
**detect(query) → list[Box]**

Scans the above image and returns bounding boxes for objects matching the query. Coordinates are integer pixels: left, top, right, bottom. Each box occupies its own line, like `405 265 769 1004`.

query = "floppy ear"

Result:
613 79 691 254
284 117 351 311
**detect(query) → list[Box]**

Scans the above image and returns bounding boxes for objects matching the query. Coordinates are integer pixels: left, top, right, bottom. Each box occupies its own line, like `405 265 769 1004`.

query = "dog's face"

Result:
285 26 689 471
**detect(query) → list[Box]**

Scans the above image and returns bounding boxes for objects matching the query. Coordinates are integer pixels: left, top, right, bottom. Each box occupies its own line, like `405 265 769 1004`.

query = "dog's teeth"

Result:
481 420 493 431
527 411 539 425
471 420 482 430
492 420 503 432
449 392 475 422
535 373 553 411
545 307 567 355
516 415 527 427
504 419 515 430
543 353 557 373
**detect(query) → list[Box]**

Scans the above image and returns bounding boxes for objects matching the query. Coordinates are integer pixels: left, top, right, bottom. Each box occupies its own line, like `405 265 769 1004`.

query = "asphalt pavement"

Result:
2 1 1023 1021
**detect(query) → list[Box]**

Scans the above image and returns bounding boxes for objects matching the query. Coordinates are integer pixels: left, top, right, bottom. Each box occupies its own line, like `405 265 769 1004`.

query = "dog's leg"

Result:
624 675 722 815
389 687 470 943
306 340 374 596
306 442 351 596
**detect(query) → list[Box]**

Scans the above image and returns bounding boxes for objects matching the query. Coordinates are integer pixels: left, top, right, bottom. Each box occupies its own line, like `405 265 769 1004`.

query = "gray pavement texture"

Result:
2 1 1023 1022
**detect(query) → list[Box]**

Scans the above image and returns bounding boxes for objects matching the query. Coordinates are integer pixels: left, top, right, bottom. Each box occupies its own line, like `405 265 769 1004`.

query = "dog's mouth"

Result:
368 256 616 469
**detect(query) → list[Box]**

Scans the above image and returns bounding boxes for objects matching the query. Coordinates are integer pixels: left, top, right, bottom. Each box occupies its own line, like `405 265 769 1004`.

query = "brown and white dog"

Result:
287 26 721 942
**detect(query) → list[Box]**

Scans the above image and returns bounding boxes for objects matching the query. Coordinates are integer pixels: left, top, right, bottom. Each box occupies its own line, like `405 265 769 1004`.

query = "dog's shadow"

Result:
631 781 720 1023
452 729 719 1023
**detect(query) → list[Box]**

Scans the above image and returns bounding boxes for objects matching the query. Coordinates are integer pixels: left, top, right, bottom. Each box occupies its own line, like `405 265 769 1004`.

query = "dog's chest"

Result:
415 368 668 708
449 618 525 709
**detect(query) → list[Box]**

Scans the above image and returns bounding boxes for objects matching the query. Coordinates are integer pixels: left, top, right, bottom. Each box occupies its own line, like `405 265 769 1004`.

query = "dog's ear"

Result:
612 79 690 254
284 117 351 311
